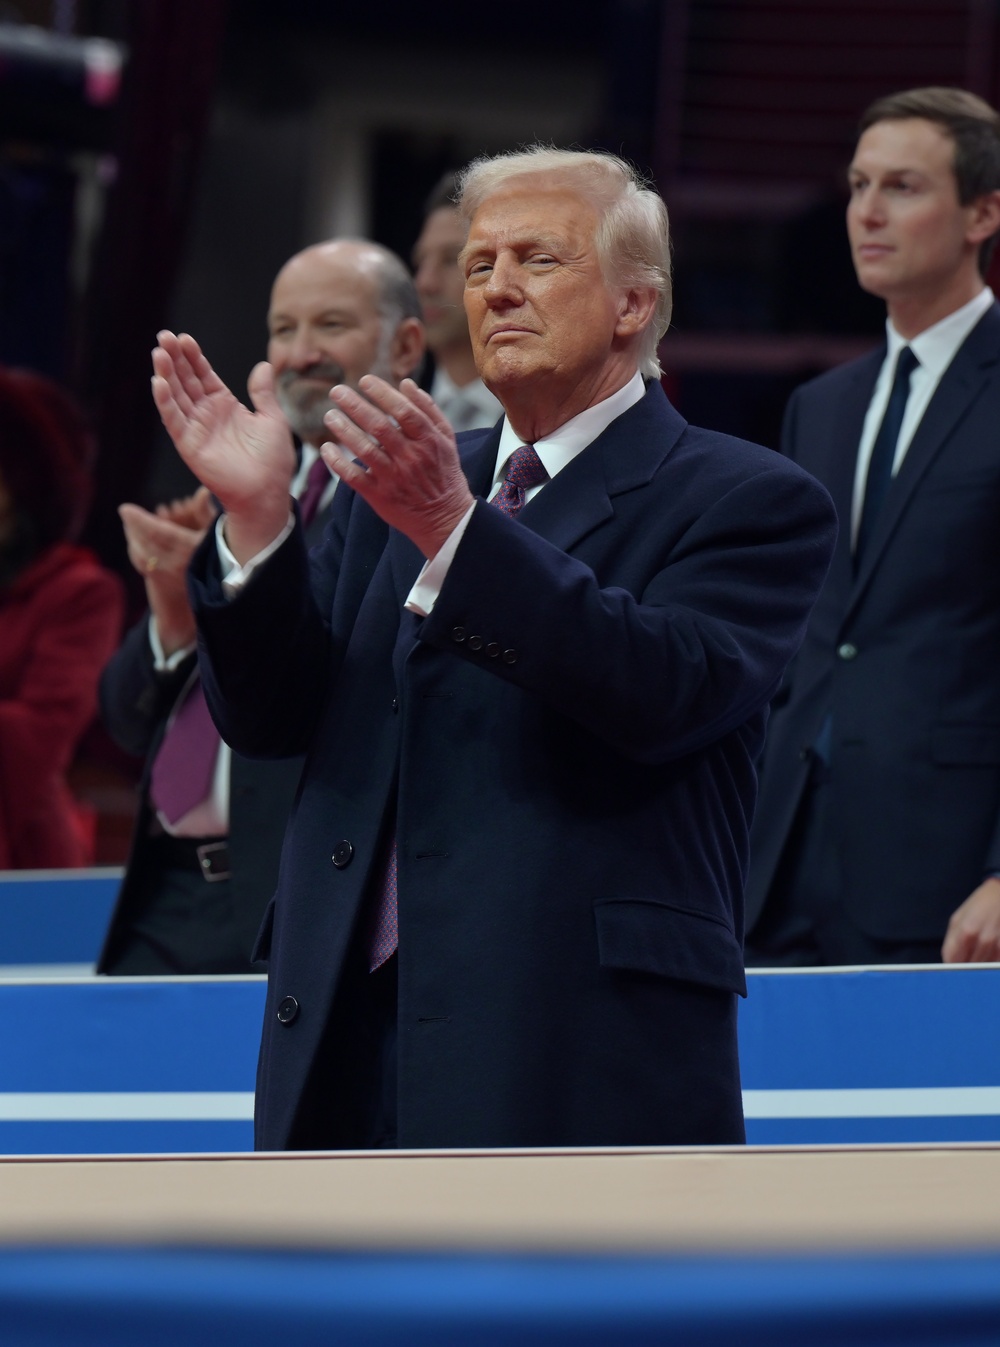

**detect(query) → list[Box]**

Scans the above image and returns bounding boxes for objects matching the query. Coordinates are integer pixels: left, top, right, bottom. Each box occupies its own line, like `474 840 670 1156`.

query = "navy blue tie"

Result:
855 346 919 566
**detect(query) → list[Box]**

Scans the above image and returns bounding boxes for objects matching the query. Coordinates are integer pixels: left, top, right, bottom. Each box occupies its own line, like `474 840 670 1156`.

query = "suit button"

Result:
451 626 466 643
502 649 517 664
486 642 500 658
837 642 858 661
468 635 484 651
391 697 398 713
276 996 299 1025
799 747 810 761
332 840 354 868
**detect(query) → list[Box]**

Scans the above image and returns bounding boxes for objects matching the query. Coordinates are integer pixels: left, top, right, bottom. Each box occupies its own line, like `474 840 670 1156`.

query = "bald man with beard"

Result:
98 241 424 975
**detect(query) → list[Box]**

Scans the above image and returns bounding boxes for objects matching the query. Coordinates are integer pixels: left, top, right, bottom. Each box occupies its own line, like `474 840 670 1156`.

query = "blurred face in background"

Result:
267 243 393 445
412 206 471 356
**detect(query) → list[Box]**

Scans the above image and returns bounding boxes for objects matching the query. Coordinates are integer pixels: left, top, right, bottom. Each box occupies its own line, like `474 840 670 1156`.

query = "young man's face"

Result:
846 116 984 307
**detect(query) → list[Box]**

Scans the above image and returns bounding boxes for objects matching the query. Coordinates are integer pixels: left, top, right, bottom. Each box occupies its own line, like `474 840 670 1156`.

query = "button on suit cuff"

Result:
405 501 477 617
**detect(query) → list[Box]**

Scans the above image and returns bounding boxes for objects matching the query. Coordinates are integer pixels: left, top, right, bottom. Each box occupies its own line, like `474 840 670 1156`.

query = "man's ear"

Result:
614 287 659 340
389 317 427 382
967 189 1000 247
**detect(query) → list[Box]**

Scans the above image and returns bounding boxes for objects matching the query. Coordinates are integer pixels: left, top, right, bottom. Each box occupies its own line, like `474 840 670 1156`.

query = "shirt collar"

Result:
492 371 646 489
886 286 994 380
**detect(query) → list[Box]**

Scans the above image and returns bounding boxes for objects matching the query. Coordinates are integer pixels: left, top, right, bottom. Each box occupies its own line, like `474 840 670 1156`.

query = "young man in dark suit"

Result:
151 148 835 1148
747 87 1000 967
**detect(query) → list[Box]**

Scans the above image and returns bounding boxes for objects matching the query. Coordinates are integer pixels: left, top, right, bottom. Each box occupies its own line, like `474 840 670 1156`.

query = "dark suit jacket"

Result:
95 617 306 971
747 302 1000 944
189 380 836 1149
97 496 331 973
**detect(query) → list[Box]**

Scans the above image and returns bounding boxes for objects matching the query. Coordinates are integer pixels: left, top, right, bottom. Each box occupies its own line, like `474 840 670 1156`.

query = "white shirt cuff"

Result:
148 616 195 672
217 511 295 599
405 502 477 617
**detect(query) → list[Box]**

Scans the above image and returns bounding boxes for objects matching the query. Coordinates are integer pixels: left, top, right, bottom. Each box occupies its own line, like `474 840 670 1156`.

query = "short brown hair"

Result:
859 86 1000 272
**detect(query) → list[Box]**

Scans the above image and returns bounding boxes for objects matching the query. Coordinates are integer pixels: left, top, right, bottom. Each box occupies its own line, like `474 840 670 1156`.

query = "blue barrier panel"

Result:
0 1249 999 1347
0 966 998 1153
0 870 121 966
0 978 263 1154
740 966 1000 1144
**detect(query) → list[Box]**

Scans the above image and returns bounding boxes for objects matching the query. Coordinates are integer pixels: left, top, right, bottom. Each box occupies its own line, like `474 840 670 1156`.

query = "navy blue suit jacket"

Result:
190 380 835 1149
748 303 1000 943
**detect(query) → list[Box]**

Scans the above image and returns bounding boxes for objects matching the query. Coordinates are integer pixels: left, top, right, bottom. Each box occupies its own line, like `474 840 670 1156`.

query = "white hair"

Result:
456 146 672 379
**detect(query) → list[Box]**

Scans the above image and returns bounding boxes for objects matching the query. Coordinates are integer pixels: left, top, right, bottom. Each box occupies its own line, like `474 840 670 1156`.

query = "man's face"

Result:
267 246 391 445
461 186 629 416
412 206 470 355
846 117 981 306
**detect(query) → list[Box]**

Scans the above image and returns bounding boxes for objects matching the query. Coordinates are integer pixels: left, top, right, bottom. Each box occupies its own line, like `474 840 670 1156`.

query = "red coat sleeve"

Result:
0 547 125 868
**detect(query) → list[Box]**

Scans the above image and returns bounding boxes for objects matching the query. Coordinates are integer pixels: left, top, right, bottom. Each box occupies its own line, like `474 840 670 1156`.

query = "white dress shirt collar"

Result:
490 371 647 497
886 286 994 380
850 286 995 545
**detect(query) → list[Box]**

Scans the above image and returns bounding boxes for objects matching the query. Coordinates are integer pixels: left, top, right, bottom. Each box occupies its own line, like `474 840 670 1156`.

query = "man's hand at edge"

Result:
942 876 1000 963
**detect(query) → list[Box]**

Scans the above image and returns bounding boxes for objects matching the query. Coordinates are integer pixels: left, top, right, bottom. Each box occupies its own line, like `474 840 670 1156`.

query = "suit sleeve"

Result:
418 452 837 765
99 616 197 759
185 497 350 759
780 384 805 462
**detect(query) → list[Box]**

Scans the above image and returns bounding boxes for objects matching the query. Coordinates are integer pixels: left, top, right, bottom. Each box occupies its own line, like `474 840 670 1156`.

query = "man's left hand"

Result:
321 376 475 558
119 485 218 657
942 876 1000 962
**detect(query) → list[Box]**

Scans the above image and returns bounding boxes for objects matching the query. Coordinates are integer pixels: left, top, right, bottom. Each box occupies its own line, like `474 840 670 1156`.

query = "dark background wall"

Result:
2 0 999 859
5 0 998 563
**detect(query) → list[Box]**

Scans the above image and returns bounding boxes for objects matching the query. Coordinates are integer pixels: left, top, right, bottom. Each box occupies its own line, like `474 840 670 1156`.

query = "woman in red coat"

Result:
0 368 124 869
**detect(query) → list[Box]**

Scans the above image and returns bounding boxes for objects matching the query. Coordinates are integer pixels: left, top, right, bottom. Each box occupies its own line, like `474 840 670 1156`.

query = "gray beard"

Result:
275 361 346 446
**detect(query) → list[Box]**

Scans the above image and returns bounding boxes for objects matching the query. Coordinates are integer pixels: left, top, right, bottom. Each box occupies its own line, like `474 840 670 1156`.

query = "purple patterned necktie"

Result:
366 443 549 972
490 443 549 517
149 676 219 826
299 454 331 527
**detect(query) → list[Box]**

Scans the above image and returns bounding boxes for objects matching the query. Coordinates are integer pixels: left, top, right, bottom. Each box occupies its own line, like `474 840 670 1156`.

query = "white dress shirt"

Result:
850 287 994 547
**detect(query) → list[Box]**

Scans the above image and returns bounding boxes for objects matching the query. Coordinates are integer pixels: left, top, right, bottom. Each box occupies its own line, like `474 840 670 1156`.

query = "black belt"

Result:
146 833 232 882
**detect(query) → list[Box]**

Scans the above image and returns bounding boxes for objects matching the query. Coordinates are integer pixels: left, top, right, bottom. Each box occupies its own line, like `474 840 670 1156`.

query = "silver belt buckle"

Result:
196 841 231 883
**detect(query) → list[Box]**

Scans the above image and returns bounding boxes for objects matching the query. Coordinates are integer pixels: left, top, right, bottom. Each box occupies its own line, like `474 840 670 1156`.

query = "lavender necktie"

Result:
149 675 219 826
149 459 332 830
366 443 549 971
299 455 332 527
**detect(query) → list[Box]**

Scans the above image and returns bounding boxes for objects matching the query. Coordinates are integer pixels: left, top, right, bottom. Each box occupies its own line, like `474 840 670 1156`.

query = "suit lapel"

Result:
822 351 882 602
385 387 682 644
850 303 1000 603
518 381 686 554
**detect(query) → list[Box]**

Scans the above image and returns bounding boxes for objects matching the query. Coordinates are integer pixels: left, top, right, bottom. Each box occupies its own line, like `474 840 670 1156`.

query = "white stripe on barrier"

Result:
0 1093 255 1121
0 1087 998 1125
742 1087 1000 1119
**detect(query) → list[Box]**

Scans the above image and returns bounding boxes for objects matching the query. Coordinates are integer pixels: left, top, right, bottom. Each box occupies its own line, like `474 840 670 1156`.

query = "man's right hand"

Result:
151 331 298 563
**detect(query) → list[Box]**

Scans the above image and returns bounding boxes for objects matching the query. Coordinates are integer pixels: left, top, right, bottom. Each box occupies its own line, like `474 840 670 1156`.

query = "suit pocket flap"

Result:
594 898 746 996
251 898 276 965
931 725 1000 766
